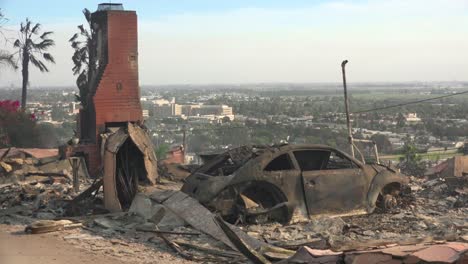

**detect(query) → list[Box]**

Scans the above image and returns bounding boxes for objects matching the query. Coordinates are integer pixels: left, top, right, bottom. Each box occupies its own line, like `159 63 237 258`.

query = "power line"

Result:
353 90 468 114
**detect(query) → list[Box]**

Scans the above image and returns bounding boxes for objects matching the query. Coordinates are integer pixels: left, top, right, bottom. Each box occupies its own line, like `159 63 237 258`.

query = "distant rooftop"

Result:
97 3 124 11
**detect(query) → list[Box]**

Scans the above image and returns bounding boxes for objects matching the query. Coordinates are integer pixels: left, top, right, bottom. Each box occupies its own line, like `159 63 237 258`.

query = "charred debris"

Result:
1 142 468 263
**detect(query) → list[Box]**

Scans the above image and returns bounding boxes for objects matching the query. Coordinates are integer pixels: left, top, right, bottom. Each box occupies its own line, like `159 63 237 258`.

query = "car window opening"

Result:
326 151 356 169
264 154 294 171
293 150 330 171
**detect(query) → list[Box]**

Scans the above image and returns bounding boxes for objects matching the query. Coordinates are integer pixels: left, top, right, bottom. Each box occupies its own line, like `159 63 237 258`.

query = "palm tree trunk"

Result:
21 49 29 110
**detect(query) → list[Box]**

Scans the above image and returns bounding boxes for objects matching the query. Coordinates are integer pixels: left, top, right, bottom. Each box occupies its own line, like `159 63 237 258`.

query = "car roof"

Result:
260 143 363 165
194 143 364 176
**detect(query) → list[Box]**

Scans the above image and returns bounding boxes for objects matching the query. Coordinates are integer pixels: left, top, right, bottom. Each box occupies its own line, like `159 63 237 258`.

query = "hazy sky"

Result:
0 0 467 87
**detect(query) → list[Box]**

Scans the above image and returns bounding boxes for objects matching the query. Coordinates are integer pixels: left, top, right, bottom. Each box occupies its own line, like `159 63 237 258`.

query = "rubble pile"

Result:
1 179 71 213
243 175 467 244
50 190 251 263
0 150 98 223
0 148 88 184
69 179 467 264
157 161 194 181
157 161 176 181
0 175 101 224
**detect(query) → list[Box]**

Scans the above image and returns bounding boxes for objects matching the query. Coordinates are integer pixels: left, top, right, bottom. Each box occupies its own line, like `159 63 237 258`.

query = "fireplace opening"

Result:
115 137 147 209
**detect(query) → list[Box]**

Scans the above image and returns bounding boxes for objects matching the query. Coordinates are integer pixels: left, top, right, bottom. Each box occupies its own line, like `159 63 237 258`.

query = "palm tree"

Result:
69 8 96 109
13 18 55 110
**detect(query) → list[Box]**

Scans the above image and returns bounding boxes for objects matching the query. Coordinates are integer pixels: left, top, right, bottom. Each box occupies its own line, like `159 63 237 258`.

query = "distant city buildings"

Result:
69 102 80 115
405 113 422 124
142 109 149 118
152 97 234 121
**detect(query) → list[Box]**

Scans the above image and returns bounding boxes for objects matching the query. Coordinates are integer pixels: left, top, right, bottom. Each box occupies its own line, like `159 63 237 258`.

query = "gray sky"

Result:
1 0 468 87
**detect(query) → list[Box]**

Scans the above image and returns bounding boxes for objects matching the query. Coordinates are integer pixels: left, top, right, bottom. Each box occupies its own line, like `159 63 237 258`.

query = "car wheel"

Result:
233 183 290 224
376 182 401 212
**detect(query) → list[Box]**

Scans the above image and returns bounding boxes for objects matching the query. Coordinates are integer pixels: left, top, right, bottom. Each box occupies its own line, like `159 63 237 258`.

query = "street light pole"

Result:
341 60 355 158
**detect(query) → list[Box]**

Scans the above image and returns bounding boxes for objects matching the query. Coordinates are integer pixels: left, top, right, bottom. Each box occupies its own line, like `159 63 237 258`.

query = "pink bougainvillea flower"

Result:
0 100 20 113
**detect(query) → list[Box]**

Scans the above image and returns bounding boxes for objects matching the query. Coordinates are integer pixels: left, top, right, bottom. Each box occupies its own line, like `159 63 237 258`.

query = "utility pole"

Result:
182 125 187 163
182 125 187 157
341 60 355 158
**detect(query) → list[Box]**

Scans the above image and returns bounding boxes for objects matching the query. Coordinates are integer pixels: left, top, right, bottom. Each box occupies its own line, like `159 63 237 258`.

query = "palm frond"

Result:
78 25 90 39
0 50 17 70
24 19 31 33
72 64 81 75
34 38 55 50
71 40 81 49
77 70 88 86
83 8 91 23
42 53 55 63
40 31 53 39
78 46 88 56
69 33 79 42
31 23 41 35
13 39 21 48
29 54 49 72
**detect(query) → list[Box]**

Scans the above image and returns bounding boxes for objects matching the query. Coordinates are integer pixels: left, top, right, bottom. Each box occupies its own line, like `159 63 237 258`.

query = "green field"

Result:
380 150 462 162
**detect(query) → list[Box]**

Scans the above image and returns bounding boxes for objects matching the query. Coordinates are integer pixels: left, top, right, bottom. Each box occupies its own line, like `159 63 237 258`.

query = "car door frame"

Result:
260 151 304 209
292 148 368 217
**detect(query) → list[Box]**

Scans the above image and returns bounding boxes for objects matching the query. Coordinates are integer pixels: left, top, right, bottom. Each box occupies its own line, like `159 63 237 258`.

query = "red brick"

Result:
76 10 142 175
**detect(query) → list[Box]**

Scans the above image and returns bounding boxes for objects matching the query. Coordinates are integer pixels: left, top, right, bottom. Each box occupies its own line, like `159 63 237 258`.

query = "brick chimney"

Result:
74 3 143 175
91 3 142 139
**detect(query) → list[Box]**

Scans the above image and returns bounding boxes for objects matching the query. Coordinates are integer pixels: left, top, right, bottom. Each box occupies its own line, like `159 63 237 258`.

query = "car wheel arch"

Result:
366 171 408 212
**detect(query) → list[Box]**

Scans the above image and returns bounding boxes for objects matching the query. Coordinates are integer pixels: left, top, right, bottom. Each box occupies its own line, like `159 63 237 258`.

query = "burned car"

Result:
182 144 409 224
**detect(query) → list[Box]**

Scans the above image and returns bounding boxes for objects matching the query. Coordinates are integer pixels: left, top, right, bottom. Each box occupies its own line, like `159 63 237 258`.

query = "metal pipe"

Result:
352 139 381 164
352 142 366 164
341 60 355 158
373 141 380 164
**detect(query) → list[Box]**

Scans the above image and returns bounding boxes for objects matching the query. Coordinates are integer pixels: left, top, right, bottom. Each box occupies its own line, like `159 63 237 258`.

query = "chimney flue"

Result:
97 3 124 11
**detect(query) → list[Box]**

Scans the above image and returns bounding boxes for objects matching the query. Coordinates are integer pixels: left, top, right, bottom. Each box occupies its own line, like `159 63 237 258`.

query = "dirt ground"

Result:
0 223 195 264
0 224 127 264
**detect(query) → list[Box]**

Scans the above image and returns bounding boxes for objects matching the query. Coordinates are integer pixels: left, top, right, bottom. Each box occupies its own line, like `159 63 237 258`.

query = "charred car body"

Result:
182 144 409 224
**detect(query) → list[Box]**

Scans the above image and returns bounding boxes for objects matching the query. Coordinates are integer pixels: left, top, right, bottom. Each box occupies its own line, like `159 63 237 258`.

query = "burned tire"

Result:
376 183 402 212
234 182 290 224
210 181 290 224
380 194 397 210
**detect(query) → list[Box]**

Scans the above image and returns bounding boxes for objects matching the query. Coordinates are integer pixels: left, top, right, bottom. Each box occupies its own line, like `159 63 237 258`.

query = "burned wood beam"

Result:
24 172 71 178
25 220 82 234
136 227 201 236
214 215 271 264
175 241 243 259
0 147 11 162
65 178 103 216
161 235 194 260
